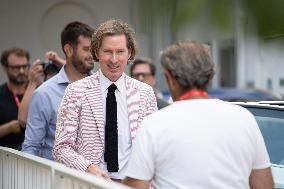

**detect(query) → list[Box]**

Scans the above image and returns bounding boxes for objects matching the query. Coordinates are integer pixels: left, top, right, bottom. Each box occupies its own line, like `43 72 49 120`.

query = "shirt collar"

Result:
99 69 125 93
56 65 94 85
56 65 70 84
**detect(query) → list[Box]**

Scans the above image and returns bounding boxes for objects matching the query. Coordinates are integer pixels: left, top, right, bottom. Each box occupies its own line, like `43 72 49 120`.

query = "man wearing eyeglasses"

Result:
130 58 169 110
0 47 43 150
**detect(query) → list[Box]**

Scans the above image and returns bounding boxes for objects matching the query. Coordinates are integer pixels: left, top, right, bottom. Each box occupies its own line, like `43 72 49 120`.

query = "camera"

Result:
41 60 53 70
41 60 60 79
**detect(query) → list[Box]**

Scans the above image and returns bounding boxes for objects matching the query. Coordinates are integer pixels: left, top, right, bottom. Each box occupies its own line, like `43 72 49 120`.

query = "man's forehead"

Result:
7 53 28 65
133 63 151 72
100 34 127 48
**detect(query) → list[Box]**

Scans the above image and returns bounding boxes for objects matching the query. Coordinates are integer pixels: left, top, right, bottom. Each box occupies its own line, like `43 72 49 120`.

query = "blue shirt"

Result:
22 67 69 160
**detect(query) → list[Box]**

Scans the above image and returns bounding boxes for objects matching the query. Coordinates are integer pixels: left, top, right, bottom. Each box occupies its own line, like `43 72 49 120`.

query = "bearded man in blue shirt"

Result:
22 21 94 160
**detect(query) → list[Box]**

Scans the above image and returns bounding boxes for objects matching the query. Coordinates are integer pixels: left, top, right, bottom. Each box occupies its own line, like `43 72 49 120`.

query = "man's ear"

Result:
164 69 175 87
127 49 132 63
164 69 182 101
63 44 73 58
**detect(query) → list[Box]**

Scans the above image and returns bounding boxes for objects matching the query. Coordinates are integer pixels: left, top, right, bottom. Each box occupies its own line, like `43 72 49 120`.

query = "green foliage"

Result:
244 0 284 38
139 0 284 38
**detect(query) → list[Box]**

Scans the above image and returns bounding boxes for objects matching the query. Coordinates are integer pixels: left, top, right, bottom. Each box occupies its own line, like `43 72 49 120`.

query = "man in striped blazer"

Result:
53 19 157 181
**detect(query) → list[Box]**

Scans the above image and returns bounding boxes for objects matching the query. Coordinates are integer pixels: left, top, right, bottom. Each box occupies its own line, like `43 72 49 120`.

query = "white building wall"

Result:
259 40 284 94
0 0 134 84
242 13 284 95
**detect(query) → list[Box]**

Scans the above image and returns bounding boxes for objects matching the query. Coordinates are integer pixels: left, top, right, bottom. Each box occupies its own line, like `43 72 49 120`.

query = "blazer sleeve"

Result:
145 86 158 115
53 84 92 171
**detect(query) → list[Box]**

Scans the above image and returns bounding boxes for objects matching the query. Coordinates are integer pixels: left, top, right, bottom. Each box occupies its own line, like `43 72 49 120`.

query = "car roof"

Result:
257 101 284 106
232 101 284 111
208 88 282 102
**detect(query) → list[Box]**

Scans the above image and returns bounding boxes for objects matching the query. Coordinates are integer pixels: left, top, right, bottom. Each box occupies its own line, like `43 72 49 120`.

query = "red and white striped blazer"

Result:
53 71 157 171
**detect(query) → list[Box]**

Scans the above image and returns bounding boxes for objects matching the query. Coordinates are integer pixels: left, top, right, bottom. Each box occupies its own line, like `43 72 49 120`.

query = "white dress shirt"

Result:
99 69 132 179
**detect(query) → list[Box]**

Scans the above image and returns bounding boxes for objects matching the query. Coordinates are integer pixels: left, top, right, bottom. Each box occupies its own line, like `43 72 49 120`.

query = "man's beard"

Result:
8 73 27 85
71 53 94 74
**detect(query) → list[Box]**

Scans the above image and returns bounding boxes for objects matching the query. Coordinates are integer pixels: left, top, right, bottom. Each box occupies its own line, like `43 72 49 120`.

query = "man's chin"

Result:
85 62 95 69
81 66 94 74
86 60 95 66
87 65 95 71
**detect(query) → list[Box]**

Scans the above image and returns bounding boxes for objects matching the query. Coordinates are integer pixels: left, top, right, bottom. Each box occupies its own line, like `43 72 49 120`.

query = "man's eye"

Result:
103 50 112 54
117 50 125 54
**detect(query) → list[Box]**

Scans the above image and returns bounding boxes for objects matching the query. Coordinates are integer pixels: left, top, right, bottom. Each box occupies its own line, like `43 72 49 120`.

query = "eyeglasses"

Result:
7 64 30 71
131 72 153 79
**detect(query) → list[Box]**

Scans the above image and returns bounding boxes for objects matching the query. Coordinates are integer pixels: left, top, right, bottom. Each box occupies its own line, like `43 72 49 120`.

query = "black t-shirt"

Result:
0 83 25 150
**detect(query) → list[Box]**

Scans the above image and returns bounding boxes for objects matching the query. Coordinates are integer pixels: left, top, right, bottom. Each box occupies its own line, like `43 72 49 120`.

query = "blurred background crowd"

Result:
1 0 284 102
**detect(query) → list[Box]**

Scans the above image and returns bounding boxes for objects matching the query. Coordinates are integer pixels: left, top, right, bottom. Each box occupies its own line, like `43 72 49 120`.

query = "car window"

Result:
255 116 284 165
246 107 284 166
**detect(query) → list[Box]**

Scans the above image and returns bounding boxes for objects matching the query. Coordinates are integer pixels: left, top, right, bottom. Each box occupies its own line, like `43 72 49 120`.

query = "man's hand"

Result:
123 177 150 189
28 59 44 86
45 51 65 68
87 164 110 179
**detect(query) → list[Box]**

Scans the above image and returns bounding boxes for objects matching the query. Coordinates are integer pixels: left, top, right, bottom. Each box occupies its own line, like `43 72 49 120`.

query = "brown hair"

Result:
130 57 156 76
1 47 30 67
91 19 137 62
61 21 94 55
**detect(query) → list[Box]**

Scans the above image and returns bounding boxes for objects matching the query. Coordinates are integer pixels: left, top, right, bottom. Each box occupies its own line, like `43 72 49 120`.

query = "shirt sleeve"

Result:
126 120 155 181
251 117 271 169
21 90 49 156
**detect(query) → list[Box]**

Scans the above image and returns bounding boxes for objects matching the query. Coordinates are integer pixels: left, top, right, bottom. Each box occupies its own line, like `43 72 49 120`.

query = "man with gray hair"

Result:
123 41 273 189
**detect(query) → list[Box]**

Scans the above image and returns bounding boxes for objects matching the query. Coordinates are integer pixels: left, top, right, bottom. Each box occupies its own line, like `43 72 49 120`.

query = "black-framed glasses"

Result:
7 64 30 71
132 72 153 79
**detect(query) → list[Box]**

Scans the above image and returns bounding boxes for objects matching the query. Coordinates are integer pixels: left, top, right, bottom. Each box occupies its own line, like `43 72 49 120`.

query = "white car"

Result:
235 102 284 188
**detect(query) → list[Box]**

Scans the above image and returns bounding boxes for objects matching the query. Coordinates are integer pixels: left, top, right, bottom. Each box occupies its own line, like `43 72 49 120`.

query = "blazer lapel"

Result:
85 72 105 143
125 76 140 140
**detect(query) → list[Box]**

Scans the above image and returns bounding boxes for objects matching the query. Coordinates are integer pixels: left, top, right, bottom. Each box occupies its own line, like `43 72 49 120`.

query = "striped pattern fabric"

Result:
53 71 157 172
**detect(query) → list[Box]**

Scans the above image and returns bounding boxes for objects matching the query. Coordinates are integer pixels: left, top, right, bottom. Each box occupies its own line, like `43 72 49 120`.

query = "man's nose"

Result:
19 67 26 73
138 74 145 81
110 53 118 63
